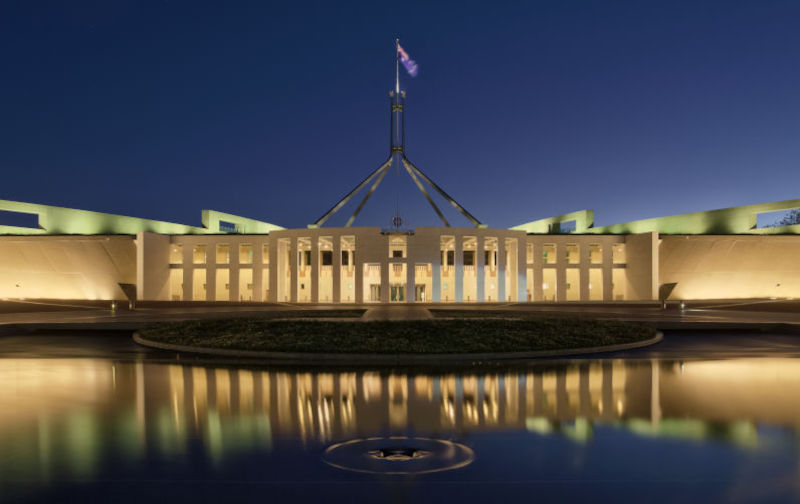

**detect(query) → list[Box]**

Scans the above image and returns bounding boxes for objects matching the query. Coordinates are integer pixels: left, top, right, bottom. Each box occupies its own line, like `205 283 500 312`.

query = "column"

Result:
253 241 263 302
406 246 416 303
355 240 363 303
230 262 240 302
454 233 463 302
603 240 613 301
182 241 192 301
497 237 506 302
269 238 279 303
476 235 485 302
432 262 441 302
517 238 526 302
533 258 544 302
556 243 567 302
332 235 341 303
289 238 298 302
311 236 319 303
580 242 591 301
380 254 390 303
207 263 217 302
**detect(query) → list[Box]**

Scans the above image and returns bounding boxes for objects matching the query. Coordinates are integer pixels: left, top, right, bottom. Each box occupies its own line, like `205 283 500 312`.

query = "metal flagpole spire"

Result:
395 38 400 94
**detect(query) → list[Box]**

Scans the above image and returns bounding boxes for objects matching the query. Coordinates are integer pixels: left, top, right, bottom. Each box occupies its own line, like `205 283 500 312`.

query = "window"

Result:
566 244 579 264
239 269 253 301
446 250 454 266
170 244 183 264
216 269 229 301
299 250 311 266
193 245 207 264
589 244 602 264
463 250 475 266
216 244 230 264
239 244 253 264
542 244 556 264
262 244 269 264
219 220 238 233
613 243 626 264
389 236 407 258
321 250 333 266
526 243 534 264
589 269 603 300
542 269 557 301
192 268 206 300
566 269 580 301
169 269 183 300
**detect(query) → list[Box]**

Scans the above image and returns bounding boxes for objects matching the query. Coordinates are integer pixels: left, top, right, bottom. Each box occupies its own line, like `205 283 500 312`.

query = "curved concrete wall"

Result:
660 235 800 299
0 236 135 300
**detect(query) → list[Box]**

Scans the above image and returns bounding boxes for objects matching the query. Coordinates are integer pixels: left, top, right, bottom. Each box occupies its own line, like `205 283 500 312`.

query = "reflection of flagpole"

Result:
395 38 400 94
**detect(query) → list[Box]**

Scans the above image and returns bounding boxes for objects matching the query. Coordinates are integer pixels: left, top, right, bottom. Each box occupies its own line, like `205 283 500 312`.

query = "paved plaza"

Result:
1 298 800 332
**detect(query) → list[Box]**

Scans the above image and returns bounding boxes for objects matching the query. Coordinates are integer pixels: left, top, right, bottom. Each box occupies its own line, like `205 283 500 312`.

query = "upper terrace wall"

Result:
660 235 800 299
0 235 135 300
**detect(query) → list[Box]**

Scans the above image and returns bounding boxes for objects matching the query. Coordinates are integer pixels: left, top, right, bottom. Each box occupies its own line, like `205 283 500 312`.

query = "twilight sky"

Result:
2 1 799 230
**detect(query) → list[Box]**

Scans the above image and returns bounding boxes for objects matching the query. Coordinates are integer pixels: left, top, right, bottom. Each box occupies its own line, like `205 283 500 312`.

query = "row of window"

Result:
527 243 626 265
170 243 269 265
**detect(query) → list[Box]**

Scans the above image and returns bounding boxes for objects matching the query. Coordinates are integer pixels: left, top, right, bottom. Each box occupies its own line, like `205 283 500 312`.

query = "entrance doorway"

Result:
369 284 381 302
415 284 426 302
390 284 405 302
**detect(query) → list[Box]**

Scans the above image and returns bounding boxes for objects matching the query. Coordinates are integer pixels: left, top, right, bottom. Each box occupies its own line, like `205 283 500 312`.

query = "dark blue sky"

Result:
2 1 799 229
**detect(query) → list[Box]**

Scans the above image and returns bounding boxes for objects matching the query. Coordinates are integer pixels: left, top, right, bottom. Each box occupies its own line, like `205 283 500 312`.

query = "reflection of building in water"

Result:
4 358 800 485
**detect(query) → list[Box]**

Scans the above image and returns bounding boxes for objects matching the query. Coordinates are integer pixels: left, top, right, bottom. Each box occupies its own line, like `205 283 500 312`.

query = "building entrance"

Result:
369 284 381 302
415 284 426 302
390 284 405 302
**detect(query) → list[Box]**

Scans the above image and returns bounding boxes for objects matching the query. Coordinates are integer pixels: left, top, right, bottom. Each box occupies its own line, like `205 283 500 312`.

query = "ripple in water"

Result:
323 436 475 474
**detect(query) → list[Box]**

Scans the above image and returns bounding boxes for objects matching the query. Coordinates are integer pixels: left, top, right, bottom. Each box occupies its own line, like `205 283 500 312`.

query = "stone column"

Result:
476 235 485 302
517 238 527 302
355 238 364 304
454 232 463 302
182 241 193 301
269 238 279 303
380 253 390 303
406 240 416 302
310 236 319 303
253 241 263 302
432 261 441 302
556 243 567 302
207 263 217 301
230 262 240 303
580 243 591 301
289 238 298 303
603 240 614 301
497 237 506 302
333 235 341 303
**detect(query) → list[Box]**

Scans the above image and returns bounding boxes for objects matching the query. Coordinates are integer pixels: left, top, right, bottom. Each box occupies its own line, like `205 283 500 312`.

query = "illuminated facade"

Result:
2 197 800 302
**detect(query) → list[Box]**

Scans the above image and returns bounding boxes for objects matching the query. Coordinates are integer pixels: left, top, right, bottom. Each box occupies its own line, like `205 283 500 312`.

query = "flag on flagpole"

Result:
397 43 418 77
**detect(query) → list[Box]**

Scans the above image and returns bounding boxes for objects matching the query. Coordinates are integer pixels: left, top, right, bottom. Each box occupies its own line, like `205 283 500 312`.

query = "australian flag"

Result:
398 43 418 77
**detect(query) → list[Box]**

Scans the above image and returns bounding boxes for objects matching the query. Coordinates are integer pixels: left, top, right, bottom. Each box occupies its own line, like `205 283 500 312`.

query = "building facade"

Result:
2 197 800 303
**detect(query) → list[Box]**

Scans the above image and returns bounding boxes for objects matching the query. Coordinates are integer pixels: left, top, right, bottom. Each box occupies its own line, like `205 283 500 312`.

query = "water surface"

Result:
1 333 799 503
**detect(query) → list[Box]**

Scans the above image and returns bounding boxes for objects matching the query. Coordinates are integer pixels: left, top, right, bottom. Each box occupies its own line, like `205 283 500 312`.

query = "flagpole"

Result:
395 38 400 94
395 39 400 176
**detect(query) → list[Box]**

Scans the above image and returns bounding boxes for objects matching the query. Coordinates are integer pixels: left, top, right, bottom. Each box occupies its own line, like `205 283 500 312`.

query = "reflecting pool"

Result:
1 342 800 502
